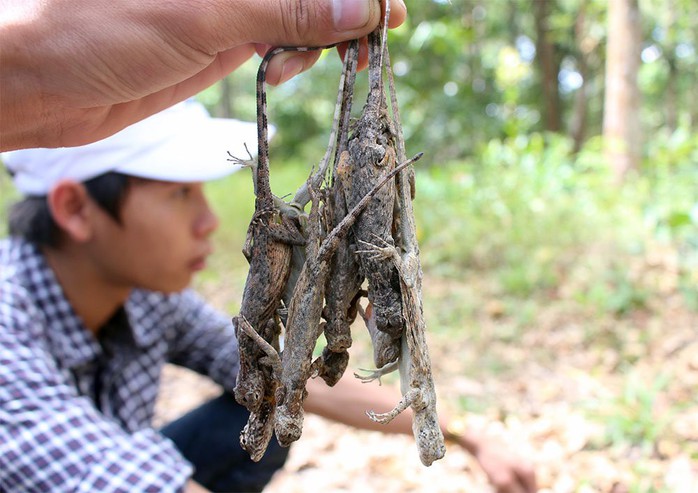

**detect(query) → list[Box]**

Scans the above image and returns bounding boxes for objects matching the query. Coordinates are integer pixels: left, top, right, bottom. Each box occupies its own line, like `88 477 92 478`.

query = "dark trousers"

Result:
160 392 290 492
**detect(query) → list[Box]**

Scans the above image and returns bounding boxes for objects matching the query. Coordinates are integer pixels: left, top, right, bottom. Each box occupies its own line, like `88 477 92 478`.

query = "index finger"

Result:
519 466 538 493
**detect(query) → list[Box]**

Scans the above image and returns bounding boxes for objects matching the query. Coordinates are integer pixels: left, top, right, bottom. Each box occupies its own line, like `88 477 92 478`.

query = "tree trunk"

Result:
603 0 642 181
693 18 698 130
218 77 234 119
571 1 589 153
663 0 678 131
533 0 562 132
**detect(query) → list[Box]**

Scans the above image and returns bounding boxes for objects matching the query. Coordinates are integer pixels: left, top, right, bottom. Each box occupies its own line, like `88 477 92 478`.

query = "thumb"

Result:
209 0 393 48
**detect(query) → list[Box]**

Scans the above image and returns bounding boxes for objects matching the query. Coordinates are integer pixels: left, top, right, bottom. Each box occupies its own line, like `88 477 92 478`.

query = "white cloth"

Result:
2 100 266 195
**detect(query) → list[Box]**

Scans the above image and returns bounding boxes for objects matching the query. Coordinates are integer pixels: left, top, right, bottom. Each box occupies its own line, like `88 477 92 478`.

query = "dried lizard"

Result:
343 20 404 356
357 237 446 466
316 39 364 383
274 152 423 448
354 35 446 466
234 41 353 455
284 39 360 334
277 40 367 387
232 45 317 412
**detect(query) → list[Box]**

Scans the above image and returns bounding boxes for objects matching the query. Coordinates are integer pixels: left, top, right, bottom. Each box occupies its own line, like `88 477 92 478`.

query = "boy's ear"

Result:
47 180 94 243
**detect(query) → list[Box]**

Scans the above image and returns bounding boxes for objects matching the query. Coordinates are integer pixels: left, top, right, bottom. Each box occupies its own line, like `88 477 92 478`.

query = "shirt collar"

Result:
9 239 170 367
12 239 102 369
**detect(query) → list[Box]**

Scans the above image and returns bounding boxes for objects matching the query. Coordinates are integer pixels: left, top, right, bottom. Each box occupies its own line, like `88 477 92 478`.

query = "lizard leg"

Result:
366 387 420 424
241 222 255 260
268 216 306 246
227 145 258 195
237 317 283 461
353 359 399 384
237 315 283 379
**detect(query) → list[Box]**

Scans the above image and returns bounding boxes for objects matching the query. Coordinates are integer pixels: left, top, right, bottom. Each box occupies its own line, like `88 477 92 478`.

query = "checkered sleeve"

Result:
0 296 193 493
166 290 240 393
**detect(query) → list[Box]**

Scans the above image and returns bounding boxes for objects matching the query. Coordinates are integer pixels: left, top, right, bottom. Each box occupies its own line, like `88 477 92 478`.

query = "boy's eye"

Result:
174 185 192 198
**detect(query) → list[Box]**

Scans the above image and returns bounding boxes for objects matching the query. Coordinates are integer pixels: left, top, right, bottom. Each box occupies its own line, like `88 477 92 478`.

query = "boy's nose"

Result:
195 201 219 238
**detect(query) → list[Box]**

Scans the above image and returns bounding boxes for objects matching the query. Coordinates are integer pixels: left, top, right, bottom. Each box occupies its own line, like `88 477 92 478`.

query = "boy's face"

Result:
85 179 219 293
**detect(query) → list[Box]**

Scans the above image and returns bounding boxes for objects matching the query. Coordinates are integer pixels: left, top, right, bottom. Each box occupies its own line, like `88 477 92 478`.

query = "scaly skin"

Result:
275 154 422 447
344 27 403 346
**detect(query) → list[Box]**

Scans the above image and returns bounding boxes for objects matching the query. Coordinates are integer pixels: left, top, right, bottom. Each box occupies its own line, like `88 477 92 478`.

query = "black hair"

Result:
8 172 131 247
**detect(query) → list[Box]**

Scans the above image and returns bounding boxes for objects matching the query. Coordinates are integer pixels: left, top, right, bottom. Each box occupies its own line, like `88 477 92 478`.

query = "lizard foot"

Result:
355 235 399 262
353 359 399 384
227 143 256 168
366 388 419 424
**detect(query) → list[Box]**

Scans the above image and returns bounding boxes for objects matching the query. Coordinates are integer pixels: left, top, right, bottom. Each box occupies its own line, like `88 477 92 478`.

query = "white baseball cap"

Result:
2 100 267 195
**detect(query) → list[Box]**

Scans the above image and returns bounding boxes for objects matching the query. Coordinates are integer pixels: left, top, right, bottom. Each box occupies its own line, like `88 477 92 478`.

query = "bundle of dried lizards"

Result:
230 3 446 466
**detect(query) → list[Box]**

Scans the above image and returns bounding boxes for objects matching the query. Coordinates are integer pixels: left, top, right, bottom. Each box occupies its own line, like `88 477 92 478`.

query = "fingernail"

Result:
333 0 374 31
278 56 305 84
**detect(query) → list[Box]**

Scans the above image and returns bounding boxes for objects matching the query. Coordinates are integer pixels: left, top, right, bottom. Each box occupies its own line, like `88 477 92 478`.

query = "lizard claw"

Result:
227 142 256 165
365 409 395 424
353 370 382 384
355 239 396 261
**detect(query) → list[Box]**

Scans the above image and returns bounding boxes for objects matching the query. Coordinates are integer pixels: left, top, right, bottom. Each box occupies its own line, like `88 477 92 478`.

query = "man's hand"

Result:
471 437 538 493
0 0 406 151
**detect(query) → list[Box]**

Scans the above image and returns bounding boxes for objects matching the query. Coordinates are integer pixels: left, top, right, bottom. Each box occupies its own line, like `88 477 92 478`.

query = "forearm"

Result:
304 373 414 433
0 2 47 150
304 373 481 453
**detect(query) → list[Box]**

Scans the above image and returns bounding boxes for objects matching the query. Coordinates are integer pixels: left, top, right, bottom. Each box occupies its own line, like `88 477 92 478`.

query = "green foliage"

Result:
412 130 698 310
415 132 613 296
586 369 672 451
642 127 698 308
576 262 649 316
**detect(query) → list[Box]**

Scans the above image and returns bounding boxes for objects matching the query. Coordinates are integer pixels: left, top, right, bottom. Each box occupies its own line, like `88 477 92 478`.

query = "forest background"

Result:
1 0 697 491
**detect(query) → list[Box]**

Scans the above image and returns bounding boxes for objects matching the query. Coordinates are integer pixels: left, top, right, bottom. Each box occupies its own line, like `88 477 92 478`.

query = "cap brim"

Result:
115 116 263 183
114 102 268 183
2 100 270 194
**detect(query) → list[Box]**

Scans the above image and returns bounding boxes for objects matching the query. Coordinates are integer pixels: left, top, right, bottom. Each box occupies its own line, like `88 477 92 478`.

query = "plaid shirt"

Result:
0 237 240 492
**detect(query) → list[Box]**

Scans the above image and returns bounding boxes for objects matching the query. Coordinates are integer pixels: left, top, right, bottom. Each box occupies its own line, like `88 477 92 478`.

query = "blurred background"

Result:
2 0 697 490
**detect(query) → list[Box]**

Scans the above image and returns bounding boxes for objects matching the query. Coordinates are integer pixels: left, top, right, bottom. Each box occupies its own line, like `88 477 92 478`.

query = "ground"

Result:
154 365 497 493
155 271 698 493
